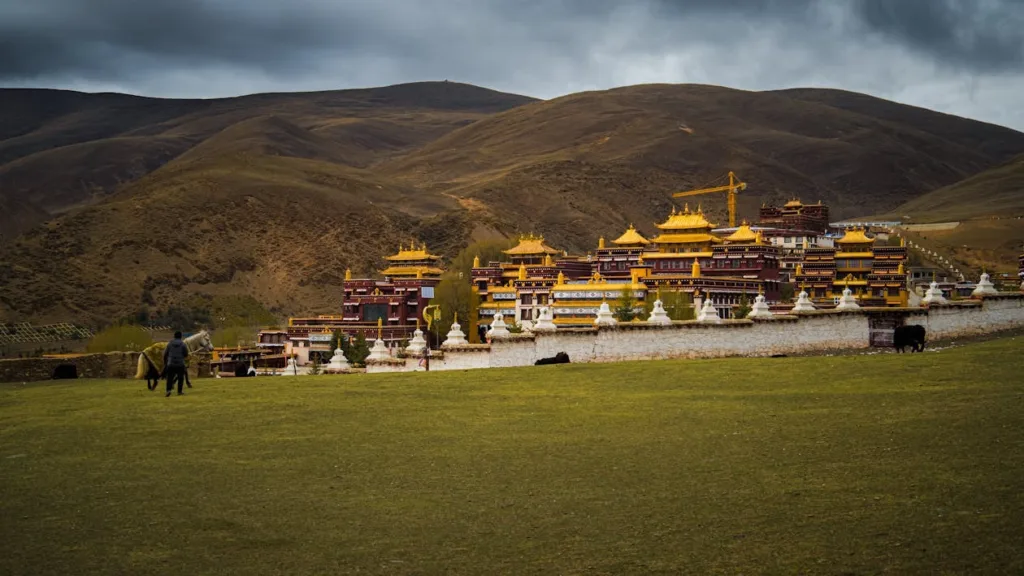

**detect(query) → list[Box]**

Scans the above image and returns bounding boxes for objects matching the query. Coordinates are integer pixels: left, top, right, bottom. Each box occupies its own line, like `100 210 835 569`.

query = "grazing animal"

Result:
52 364 78 379
134 330 214 390
893 325 926 353
535 352 570 365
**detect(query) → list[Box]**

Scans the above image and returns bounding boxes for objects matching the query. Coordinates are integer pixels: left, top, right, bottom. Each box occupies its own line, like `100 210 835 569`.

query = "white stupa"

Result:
696 298 722 324
490 312 511 338
747 293 774 319
405 328 427 355
326 347 351 371
442 315 469 347
972 272 998 297
791 289 816 312
922 281 948 305
594 302 617 326
647 299 672 325
834 287 861 311
533 307 557 332
367 338 390 361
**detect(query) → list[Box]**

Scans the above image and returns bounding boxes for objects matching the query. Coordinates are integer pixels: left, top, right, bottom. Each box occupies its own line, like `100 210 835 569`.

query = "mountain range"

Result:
2 80 1023 325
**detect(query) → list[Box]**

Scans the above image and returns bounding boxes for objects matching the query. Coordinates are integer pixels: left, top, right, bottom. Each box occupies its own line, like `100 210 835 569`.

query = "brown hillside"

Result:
380 84 1024 249
2 81 1023 325
0 82 535 237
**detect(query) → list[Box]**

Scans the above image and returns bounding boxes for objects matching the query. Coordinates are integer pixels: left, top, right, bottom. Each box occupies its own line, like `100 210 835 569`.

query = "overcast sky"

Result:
2 0 1023 130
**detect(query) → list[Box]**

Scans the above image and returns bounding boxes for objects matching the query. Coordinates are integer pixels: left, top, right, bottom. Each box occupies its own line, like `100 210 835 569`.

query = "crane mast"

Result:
672 171 747 227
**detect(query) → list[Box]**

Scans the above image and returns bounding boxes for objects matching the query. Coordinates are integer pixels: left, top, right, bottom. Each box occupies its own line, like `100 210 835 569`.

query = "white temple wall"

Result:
432 349 491 371
364 295 1024 374
904 296 1024 339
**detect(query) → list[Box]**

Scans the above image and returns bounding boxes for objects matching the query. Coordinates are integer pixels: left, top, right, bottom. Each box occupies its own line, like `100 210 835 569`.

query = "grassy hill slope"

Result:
2 82 1024 324
880 154 1024 223
380 84 1024 250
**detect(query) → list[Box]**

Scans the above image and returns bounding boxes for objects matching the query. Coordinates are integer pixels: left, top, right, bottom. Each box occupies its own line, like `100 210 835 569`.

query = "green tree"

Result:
308 356 322 375
448 239 516 279
329 329 346 353
614 285 638 322
733 293 752 319
780 283 796 303
212 326 257 348
662 290 695 321
346 334 371 366
430 272 480 343
86 325 153 353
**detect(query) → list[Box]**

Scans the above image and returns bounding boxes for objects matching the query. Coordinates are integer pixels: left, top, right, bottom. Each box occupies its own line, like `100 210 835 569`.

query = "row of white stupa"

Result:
312 273 1005 367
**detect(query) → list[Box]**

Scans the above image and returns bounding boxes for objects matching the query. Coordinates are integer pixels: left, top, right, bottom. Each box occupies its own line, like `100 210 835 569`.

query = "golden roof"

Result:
651 232 722 245
655 205 716 231
379 265 444 277
386 242 440 262
612 225 650 246
836 228 874 244
724 223 758 243
642 251 714 259
784 199 804 208
503 234 562 256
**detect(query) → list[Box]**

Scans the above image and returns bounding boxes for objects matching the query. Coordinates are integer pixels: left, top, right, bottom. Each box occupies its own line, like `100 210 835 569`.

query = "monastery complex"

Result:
262 197 986 366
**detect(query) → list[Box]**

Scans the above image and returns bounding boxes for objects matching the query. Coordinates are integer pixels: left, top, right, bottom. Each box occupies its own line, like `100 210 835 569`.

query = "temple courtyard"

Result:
2 337 1023 575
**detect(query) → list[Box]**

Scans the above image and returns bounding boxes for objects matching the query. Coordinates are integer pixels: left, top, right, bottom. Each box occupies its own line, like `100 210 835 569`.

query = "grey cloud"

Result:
0 0 1022 129
854 0 1024 71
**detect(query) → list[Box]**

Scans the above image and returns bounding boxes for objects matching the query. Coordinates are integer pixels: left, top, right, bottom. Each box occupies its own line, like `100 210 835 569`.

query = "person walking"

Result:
163 331 190 397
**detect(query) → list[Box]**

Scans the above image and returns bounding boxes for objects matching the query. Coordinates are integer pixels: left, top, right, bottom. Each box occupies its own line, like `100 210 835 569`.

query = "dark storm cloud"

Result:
854 0 1024 71
0 0 1022 128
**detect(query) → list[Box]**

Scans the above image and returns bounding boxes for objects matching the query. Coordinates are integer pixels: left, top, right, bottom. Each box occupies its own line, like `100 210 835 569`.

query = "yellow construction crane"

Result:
672 171 747 227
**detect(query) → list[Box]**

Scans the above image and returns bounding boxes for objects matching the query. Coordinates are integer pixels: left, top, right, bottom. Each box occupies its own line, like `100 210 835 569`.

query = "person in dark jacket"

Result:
163 331 190 397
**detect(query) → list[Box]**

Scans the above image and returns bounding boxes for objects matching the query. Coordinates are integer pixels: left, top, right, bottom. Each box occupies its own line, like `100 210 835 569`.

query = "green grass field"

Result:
3 338 1024 575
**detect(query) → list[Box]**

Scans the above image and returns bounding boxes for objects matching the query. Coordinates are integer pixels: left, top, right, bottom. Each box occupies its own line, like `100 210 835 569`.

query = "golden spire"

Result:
683 203 690 214
345 268 352 281
454 311 458 324
473 255 480 268
796 263 803 275
421 242 426 251
637 254 644 265
898 262 905 275
598 236 606 249
518 263 527 280
557 271 565 285
416 268 423 279
755 231 764 245
900 236 906 247
377 317 383 340
545 254 553 266
802 237 809 250
691 258 701 278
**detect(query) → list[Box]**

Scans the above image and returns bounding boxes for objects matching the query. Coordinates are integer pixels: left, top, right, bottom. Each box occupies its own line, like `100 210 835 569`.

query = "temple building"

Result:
277 242 444 364
593 225 650 281
759 199 831 234
549 270 647 326
473 234 591 323
794 227 909 306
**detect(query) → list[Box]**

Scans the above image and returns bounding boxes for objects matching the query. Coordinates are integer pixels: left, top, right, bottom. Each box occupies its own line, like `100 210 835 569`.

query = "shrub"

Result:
87 325 153 353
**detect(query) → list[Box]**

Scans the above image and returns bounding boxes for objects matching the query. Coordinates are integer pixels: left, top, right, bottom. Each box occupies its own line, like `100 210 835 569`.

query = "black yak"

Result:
893 325 926 353
535 352 570 365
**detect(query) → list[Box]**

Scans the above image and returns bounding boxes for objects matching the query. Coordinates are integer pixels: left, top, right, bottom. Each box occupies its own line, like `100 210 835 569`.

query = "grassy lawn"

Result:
2 338 1024 575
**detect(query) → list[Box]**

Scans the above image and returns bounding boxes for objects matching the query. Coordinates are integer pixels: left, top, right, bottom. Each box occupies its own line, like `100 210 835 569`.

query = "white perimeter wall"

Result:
366 295 1024 373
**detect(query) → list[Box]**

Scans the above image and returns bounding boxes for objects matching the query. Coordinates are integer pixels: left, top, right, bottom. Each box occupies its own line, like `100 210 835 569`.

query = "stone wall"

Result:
0 352 212 383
